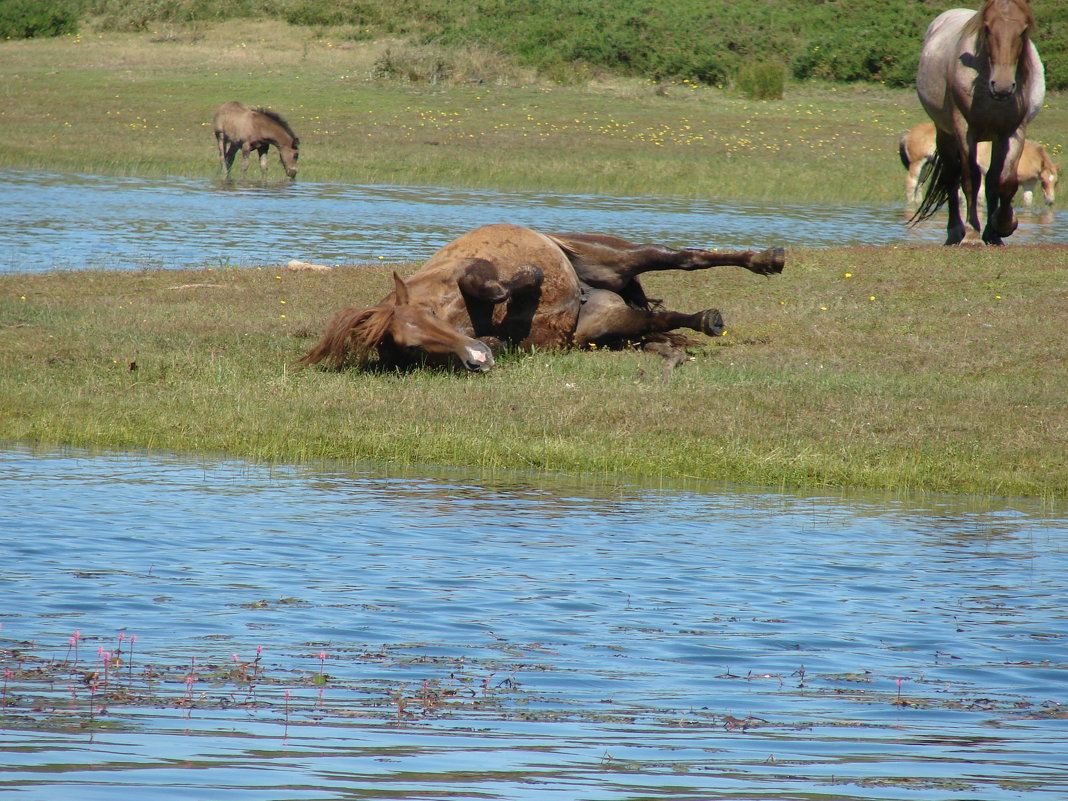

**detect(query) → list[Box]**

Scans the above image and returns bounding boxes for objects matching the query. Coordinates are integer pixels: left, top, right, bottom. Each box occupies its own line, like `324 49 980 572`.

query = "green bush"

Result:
735 60 786 100
0 0 79 38
23 0 1068 91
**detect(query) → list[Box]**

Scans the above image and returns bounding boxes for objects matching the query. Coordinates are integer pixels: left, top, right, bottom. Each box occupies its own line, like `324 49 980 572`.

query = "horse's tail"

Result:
295 305 392 369
898 133 912 170
908 151 952 225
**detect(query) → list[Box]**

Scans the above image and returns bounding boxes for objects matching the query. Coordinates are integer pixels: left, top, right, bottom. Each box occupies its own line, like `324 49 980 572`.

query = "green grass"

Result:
2 246 1066 499
2 22 1063 203
1 24 1067 499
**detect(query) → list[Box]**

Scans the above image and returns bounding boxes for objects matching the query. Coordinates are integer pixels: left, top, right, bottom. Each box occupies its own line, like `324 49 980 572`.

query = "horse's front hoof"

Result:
751 246 786 275
699 308 725 336
995 213 1018 238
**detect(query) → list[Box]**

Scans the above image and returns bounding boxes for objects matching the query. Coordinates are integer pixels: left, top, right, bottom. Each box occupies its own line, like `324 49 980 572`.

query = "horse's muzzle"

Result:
462 342 495 372
989 81 1016 101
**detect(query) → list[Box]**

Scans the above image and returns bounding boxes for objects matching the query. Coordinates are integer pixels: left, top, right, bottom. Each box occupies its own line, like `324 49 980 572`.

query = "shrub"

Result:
0 0 79 38
735 60 786 100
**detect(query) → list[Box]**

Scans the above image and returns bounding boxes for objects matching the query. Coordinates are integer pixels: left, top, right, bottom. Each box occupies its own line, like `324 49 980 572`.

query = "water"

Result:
2 445 1066 800
3 170 1065 274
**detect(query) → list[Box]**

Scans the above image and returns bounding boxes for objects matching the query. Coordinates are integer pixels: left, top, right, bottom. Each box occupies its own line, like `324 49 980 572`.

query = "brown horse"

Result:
913 0 1045 244
900 121 1057 207
212 101 300 179
297 224 785 375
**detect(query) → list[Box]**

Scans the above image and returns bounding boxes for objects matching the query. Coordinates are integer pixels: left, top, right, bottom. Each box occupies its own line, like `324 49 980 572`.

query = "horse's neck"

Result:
257 115 292 145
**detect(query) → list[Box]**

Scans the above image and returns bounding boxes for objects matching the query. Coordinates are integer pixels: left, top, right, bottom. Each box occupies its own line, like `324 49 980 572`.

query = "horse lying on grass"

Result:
212 101 300 180
297 224 785 377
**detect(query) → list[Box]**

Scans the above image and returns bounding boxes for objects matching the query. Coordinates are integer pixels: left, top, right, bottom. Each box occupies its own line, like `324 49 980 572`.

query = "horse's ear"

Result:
392 272 410 306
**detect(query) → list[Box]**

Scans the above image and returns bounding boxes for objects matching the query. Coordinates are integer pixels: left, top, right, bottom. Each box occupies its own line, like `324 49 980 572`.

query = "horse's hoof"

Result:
751 246 786 275
996 214 1018 238
508 264 544 293
699 308 725 336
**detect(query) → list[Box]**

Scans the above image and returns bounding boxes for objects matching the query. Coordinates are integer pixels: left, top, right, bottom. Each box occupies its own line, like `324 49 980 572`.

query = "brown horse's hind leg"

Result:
552 233 785 294
573 288 723 348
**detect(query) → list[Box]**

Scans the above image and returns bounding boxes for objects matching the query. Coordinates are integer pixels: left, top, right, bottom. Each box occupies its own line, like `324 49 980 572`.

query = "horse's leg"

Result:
457 258 543 304
223 141 240 177
552 233 784 295
239 144 253 176
1019 178 1035 208
936 129 968 245
573 288 723 347
216 133 229 175
258 145 270 178
983 135 1021 245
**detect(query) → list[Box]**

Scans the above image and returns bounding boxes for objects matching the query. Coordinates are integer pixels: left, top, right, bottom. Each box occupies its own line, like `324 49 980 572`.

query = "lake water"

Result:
2 445 1066 800
2 169 1065 275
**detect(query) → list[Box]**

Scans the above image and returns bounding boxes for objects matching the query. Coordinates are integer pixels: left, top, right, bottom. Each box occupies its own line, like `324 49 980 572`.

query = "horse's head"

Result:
1040 163 1058 205
386 274 495 371
279 138 299 179
982 0 1035 100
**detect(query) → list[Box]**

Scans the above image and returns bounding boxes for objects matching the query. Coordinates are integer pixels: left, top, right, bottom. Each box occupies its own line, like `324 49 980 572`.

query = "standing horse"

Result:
913 0 1045 244
297 224 785 375
212 101 300 179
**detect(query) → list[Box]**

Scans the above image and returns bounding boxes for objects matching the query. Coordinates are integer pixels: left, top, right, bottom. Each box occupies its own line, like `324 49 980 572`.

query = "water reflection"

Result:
3 169 1064 274
1 445 1066 800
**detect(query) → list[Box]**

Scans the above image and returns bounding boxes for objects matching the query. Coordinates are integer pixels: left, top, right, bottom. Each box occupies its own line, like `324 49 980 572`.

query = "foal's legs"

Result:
257 145 271 178
215 132 230 175
573 288 723 348
551 233 784 294
222 141 241 177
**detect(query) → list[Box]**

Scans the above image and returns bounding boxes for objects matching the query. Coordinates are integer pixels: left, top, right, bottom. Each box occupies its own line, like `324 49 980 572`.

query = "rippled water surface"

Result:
2 446 1066 800
3 170 1066 274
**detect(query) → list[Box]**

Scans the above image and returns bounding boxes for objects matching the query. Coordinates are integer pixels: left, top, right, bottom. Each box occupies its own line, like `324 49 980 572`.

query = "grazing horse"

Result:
984 139 1058 207
212 101 300 179
900 121 1057 207
913 0 1045 244
297 224 785 375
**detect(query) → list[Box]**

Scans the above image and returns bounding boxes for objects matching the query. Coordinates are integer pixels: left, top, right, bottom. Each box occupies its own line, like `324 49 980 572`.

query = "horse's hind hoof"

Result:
750 246 786 275
699 308 725 336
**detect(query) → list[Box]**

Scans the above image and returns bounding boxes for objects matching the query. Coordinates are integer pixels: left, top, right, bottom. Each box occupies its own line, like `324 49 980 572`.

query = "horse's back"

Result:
412 224 581 348
212 101 252 136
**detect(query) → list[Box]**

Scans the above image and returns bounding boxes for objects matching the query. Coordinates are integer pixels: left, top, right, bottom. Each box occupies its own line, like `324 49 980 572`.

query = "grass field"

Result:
2 21 1063 202
2 244 1066 500
1 23 1066 499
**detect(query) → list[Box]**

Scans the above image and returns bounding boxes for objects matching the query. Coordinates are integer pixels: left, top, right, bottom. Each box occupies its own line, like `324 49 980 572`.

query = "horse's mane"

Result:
963 0 1035 38
254 107 299 143
296 304 394 369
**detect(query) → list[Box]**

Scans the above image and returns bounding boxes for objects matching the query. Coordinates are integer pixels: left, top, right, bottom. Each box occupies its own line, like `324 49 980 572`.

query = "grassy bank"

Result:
2 245 1066 499
1 22 1063 203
